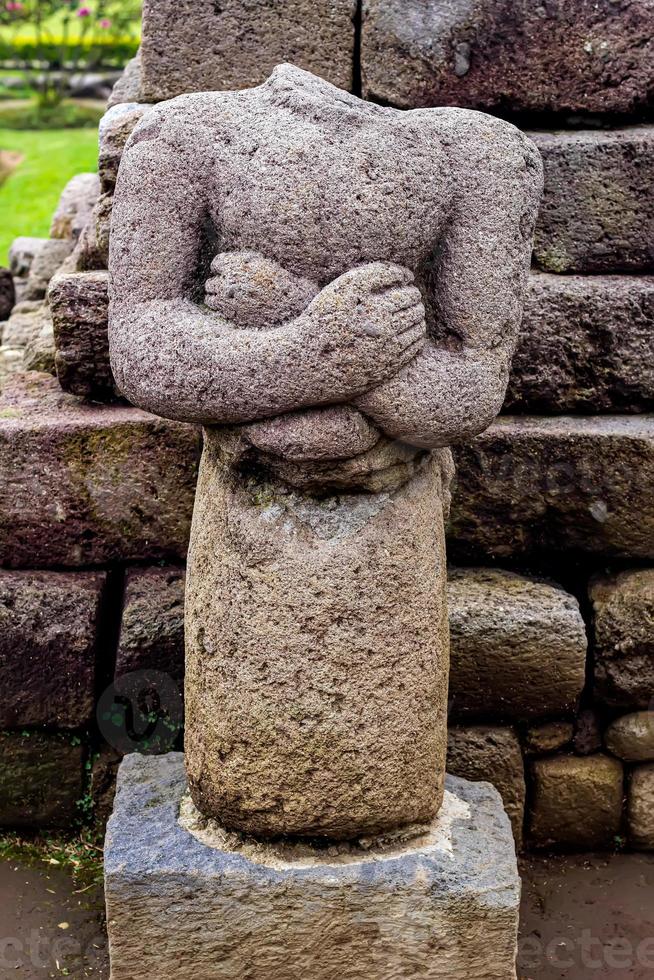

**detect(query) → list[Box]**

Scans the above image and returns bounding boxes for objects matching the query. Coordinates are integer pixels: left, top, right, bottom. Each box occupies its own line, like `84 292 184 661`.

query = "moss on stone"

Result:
537 243 572 273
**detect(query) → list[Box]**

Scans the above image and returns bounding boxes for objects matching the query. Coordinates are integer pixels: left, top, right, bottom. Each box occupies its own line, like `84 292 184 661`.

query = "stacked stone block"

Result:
1 0 653 855
0 373 198 827
360 0 654 116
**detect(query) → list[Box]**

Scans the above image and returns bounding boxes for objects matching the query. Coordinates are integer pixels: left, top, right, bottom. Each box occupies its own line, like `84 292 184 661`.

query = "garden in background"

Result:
0 0 140 262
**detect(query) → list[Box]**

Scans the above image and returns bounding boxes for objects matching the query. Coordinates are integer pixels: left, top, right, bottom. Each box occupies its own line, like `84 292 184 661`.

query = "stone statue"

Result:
109 63 542 841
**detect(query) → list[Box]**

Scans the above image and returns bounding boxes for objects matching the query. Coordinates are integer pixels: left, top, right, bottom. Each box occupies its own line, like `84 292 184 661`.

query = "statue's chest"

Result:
212 118 449 282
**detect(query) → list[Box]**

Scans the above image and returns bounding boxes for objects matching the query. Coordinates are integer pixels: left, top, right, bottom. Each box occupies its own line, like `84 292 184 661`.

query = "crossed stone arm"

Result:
109 108 542 450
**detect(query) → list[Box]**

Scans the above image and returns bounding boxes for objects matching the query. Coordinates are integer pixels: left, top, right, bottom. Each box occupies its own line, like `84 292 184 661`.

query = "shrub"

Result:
0 37 139 67
0 1 141 108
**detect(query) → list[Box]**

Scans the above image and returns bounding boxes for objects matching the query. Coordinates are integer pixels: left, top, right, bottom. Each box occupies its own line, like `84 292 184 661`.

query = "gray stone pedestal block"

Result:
105 754 520 980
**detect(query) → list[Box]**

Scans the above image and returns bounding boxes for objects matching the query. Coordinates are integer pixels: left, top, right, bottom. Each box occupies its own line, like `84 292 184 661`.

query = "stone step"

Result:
0 731 84 828
530 126 654 274
139 0 356 101
447 567 587 723
447 725 526 848
0 559 584 725
449 415 654 559
528 754 624 850
509 274 654 413
49 269 113 399
0 372 199 568
0 570 105 729
589 569 654 710
115 566 185 682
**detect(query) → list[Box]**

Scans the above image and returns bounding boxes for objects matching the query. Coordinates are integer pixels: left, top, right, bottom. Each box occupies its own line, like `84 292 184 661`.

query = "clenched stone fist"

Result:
204 251 318 330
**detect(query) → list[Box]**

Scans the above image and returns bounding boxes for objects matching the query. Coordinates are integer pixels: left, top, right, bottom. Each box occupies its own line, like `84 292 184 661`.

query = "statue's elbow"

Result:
455 369 510 443
110 352 142 408
430 354 510 447
108 320 161 414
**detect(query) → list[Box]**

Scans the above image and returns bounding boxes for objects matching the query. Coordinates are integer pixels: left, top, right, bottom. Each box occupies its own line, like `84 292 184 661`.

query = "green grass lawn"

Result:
0 125 98 264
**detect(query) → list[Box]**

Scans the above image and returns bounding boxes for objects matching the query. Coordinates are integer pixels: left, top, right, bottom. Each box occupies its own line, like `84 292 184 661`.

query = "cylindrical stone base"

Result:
185 437 450 838
105 753 521 980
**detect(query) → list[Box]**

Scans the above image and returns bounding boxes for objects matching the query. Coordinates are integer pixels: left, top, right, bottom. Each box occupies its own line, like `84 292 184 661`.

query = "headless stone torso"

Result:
211 69 450 287
185 73 453 832
109 64 542 838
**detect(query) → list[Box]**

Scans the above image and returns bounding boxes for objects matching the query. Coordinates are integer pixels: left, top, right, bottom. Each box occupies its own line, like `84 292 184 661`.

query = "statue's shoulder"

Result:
410 106 541 176
127 90 243 148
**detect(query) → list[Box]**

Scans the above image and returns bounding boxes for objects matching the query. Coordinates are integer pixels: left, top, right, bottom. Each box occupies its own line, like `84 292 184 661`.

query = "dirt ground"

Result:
519 853 654 979
0 859 107 978
1 852 653 978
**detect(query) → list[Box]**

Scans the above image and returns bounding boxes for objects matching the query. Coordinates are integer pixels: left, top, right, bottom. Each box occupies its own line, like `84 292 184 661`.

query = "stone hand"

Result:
299 262 427 398
204 250 318 331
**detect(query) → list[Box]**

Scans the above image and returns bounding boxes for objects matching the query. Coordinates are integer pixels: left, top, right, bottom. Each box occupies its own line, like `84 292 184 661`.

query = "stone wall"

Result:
0 0 653 851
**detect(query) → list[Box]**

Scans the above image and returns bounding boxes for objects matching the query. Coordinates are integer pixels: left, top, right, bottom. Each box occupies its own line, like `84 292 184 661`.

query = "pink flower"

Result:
77 6 91 15
99 17 111 27
6 2 24 11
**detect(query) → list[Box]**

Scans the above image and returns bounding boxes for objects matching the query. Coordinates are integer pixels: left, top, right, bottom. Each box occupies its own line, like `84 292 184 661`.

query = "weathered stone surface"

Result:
606 712 654 762
115 566 185 681
8 236 47 279
531 127 654 274
0 267 14 321
74 192 111 273
186 448 451 839
0 302 49 384
1 300 48 348
361 0 654 117
590 569 654 709
447 725 525 847
91 743 122 827
140 0 357 101
447 568 586 721
50 172 100 242
108 51 146 107
524 721 574 756
89 193 112 270
0 373 199 568
0 569 105 728
0 732 83 828
49 270 114 399
529 755 624 849
23 238 74 301
12 279 28 305
0 347 24 389
3 298 42 315
106 753 521 980
99 104 151 195
23 313 56 375
449 416 654 560
507 274 654 413
223 422 445 494
628 764 654 850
